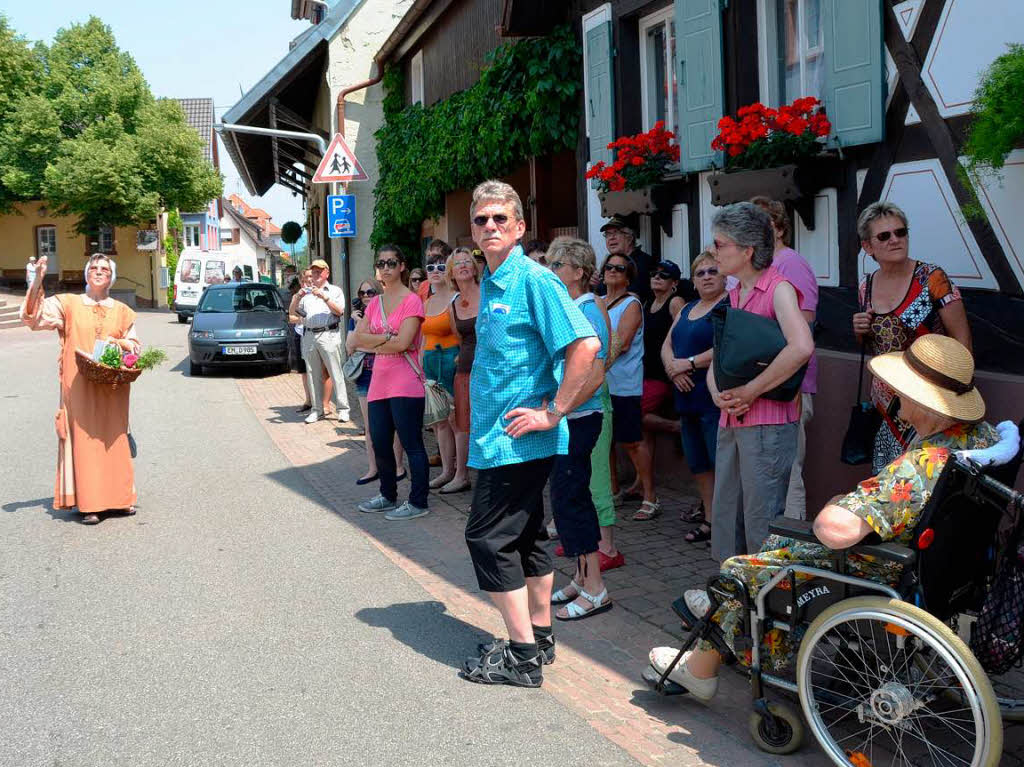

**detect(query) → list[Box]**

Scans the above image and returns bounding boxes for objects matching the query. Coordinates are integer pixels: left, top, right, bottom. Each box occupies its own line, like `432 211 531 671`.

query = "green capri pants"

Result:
589 384 616 527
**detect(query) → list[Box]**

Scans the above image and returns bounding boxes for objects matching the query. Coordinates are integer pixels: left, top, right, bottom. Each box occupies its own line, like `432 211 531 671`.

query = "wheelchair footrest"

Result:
642 664 691 696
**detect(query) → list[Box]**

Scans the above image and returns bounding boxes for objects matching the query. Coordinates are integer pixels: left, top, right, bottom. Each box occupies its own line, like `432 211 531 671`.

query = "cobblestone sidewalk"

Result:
238 371 1023 767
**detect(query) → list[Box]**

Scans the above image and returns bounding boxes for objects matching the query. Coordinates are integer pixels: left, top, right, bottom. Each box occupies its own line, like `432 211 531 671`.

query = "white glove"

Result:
957 420 1020 467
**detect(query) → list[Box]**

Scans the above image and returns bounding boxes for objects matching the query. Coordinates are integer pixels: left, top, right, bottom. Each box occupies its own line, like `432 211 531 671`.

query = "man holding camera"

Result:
294 259 350 424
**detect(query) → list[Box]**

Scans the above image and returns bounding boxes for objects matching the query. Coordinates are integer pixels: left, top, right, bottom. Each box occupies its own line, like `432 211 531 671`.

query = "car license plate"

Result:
222 345 257 355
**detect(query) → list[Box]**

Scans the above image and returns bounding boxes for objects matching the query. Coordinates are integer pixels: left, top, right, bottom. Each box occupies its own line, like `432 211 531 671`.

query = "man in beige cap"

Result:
296 259 350 423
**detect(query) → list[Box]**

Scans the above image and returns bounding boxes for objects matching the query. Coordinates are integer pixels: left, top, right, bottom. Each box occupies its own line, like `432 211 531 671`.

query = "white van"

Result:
173 250 259 322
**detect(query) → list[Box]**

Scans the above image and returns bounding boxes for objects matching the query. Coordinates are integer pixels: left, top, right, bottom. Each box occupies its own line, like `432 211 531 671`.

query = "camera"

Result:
351 296 364 313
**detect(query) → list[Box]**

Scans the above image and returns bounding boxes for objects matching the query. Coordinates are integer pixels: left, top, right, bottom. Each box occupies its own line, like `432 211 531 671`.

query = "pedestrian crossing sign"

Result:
313 134 368 183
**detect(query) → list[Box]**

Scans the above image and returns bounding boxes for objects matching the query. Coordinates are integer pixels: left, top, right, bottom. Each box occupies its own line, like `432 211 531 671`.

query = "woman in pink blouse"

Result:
350 245 429 521
707 203 814 561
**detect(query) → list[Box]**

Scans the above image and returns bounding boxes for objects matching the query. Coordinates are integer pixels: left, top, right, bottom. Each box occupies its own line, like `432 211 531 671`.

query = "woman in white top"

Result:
602 253 658 520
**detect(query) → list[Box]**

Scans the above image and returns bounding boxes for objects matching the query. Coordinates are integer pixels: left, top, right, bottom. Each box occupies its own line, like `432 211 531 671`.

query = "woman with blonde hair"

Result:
21 254 141 525
443 247 482 493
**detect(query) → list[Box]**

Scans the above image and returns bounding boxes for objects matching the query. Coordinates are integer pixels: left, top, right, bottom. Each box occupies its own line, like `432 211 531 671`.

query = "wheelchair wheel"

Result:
796 597 1002 766
747 701 805 755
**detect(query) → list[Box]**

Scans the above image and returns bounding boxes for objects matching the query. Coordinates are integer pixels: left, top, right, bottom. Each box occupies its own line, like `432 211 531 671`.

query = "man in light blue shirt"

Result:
461 180 601 689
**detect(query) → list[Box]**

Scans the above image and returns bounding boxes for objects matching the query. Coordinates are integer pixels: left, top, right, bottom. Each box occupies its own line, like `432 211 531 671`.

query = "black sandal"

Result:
680 501 705 524
460 643 542 687
684 523 711 544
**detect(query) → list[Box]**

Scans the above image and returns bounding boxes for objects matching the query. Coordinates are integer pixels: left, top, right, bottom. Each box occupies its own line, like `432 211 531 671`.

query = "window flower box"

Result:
586 122 680 216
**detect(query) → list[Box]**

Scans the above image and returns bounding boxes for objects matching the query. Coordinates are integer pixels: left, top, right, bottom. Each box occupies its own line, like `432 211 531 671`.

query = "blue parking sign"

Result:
327 194 356 239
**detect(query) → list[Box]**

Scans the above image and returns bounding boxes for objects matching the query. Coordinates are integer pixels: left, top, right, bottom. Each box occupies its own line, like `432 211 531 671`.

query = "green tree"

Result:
0 15 222 230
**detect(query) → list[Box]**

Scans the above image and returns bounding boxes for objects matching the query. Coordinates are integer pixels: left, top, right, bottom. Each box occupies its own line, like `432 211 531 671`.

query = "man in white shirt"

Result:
296 259 350 423
26 256 37 289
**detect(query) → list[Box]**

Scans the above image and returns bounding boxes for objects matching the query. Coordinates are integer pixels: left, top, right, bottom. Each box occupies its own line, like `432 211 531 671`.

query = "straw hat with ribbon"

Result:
868 335 985 423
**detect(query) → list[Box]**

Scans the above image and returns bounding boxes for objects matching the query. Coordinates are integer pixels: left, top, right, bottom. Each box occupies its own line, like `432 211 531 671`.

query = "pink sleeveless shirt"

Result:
720 266 801 428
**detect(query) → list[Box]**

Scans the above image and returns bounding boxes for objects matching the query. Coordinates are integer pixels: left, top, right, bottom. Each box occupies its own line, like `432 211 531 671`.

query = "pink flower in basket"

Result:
122 353 139 369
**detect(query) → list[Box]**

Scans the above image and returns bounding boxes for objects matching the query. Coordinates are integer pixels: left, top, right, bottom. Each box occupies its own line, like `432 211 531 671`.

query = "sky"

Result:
3 0 316 231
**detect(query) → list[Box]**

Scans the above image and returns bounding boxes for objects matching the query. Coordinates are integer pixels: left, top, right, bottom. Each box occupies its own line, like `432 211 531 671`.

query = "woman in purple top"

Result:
750 197 818 521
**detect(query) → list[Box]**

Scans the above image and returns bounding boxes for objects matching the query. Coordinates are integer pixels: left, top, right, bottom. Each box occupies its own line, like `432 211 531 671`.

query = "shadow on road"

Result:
355 600 492 669
2 496 79 522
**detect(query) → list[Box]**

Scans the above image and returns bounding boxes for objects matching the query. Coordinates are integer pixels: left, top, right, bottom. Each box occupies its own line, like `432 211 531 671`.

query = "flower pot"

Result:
707 164 800 207
599 186 657 218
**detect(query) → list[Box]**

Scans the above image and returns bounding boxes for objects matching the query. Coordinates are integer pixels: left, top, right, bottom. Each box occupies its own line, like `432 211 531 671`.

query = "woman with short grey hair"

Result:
852 200 971 471
707 202 814 561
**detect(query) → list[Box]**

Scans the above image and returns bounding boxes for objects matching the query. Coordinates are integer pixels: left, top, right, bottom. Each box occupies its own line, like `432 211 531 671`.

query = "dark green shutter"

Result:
585 21 615 167
821 0 884 147
675 0 724 172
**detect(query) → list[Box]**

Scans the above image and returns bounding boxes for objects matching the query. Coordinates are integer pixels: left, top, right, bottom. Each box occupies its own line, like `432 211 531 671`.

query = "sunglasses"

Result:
652 271 675 280
694 267 719 278
357 289 377 297
452 259 474 268
375 259 400 270
426 264 446 273
472 213 509 227
549 260 572 270
873 227 909 242
603 263 628 273
713 239 740 251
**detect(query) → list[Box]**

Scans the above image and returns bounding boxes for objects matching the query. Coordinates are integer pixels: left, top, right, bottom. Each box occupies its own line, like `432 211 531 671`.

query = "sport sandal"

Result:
461 643 542 687
477 635 555 666
632 500 661 521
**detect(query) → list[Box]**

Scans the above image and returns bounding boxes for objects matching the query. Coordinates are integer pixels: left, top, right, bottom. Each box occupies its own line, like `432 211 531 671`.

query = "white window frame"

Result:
184 224 201 249
638 6 678 135
98 225 115 254
37 225 57 259
410 50 424 106
757 0 826 106
582 3 613 252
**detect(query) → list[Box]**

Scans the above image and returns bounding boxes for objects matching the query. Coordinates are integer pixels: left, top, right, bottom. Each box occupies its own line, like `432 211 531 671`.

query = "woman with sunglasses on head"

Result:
347 278 406 485
421 251 460 490
601 253 659 521
662 251 728 544
350 246 430 520
444 247 481 494
852 201 972 472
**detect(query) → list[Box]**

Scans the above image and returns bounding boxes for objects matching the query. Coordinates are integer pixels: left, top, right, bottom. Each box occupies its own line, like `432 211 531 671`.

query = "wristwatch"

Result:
546 401 567 420
688 356 697 371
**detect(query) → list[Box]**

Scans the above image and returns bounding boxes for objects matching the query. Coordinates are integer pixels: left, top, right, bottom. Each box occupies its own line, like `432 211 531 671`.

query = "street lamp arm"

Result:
214 123 327 155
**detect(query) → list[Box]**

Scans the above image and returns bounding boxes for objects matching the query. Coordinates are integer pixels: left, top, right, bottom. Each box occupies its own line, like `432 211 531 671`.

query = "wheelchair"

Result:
644 440 1024 766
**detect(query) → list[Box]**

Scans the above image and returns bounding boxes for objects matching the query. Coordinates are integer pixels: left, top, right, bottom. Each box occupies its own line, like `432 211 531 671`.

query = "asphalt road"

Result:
0 309 639 767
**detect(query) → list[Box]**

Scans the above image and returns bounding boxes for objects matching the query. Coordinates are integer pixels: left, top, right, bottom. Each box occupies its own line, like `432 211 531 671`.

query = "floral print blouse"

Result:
701 421 999 671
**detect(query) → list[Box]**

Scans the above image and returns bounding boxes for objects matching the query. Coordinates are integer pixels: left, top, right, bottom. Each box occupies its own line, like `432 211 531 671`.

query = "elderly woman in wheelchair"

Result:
646 335 1024 766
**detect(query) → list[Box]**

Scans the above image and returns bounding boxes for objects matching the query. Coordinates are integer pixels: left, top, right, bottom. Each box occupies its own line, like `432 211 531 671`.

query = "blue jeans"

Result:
368 397 428 509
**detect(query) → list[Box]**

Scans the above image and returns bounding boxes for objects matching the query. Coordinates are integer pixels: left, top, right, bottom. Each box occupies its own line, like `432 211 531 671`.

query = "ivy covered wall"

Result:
371 25 582 256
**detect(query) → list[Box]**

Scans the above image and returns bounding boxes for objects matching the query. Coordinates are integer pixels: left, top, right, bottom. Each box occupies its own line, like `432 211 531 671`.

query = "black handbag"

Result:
710 304 807 402
840 343 882 465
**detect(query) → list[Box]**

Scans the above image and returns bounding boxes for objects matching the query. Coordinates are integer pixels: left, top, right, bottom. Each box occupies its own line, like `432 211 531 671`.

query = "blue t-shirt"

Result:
670 298 726 415
573 293 608 415
469 246 596 469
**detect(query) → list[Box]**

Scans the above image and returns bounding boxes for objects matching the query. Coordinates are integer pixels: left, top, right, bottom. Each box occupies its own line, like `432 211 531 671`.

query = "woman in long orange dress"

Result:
21 254 141 525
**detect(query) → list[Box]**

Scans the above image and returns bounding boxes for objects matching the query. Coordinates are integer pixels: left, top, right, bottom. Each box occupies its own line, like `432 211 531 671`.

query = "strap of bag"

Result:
853 272 875 405
380 294 428 384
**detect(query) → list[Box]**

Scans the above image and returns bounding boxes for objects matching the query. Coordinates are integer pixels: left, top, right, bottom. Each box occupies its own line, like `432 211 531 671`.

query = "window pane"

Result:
778 0 801 102
802 0 824 102
645 24 667 128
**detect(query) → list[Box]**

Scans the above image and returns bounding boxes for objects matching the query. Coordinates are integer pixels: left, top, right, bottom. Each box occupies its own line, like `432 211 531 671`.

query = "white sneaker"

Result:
304 411 323 424
684 589 712 619
335 411 351 423
648 648 719 701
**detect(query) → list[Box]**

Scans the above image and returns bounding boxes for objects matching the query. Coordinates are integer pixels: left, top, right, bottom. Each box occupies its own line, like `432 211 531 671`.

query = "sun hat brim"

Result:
869 351 985 424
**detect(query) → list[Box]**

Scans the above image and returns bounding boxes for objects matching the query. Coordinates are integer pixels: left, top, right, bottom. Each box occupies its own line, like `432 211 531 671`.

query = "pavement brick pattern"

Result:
238 371 1024 767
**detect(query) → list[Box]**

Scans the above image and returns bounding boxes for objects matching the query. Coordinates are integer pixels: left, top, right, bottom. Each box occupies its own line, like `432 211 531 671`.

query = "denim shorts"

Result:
354 367 373 397
610 394 643 444
423 345 458 396
679 410 719 475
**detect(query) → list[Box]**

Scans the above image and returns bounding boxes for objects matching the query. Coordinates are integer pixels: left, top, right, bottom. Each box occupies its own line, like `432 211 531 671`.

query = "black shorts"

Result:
465 457 555 592
549 413 602 558
610 394 643 443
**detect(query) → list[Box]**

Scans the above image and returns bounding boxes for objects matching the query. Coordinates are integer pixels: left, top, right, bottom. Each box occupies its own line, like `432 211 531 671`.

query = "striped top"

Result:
719 267 801 429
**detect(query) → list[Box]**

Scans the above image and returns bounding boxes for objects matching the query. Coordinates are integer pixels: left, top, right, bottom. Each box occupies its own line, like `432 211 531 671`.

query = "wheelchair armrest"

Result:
767 517 818 543
846 540 917 566
768 517 917 566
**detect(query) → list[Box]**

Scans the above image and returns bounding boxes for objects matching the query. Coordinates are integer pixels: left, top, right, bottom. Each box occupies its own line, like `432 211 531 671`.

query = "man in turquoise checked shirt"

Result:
460 180 602 688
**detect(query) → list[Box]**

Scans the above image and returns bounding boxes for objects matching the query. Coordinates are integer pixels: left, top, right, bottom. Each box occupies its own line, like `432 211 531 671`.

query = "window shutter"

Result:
675 0 725 173
585 21 615 167
821 0 884 147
